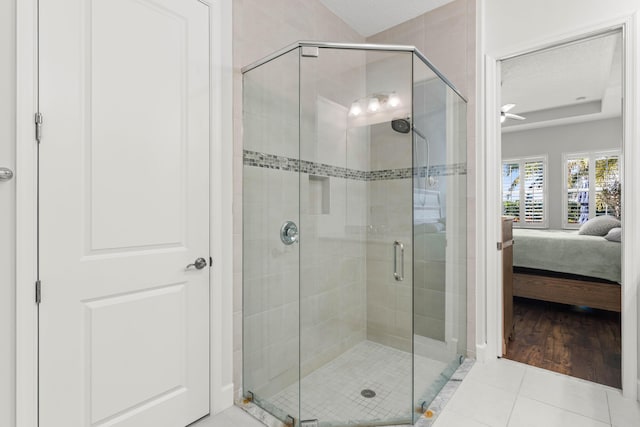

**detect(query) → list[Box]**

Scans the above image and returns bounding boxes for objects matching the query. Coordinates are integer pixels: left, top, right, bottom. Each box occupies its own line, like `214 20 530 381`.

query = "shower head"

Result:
391 118 426 140
391 118 411 134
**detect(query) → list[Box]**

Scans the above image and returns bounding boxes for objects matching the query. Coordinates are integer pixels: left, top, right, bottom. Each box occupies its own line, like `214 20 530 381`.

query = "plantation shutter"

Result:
523 160 545 224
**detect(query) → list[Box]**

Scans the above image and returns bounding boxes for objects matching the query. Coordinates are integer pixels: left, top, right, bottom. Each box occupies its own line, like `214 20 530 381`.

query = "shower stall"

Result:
242 42 467 427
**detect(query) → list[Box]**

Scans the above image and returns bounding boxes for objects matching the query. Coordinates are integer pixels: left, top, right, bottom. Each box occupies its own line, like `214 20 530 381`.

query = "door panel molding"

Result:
15 1 235 426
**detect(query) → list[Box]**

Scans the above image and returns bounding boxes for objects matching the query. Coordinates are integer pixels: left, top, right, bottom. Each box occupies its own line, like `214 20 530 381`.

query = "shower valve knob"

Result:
280 221 298 245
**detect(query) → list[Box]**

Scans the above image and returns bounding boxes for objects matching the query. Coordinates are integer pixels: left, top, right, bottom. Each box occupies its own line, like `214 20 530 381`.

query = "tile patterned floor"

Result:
194 358 640 427
267 340 448 425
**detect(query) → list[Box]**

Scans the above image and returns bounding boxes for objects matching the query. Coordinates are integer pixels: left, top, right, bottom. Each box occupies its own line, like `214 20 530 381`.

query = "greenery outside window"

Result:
502 156 547 227
563 151 620 228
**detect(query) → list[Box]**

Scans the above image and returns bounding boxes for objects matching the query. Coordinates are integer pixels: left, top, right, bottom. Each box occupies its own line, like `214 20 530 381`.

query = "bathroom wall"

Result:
366 0 477 356
233 0 366 398
235 0 477 400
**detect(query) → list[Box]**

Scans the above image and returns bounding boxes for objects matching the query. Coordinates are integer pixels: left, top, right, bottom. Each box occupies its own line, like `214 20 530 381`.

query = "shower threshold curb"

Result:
236 358 475 427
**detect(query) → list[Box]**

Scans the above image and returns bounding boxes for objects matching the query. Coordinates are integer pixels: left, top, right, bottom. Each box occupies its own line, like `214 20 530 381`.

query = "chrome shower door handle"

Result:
393 241 404 281
186 257 207 270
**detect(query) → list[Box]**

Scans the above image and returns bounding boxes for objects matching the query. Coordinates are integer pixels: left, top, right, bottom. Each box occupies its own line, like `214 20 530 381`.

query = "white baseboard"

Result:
212 383 235 414
475 343 487 363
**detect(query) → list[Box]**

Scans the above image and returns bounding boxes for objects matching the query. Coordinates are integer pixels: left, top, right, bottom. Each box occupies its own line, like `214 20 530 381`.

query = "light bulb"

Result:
388 94 400 107
349 101 362 116
367 97 380 112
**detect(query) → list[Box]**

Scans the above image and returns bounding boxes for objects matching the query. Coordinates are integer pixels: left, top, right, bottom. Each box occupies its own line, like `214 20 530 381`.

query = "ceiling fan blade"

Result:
502 103 516 113
505 113 526 120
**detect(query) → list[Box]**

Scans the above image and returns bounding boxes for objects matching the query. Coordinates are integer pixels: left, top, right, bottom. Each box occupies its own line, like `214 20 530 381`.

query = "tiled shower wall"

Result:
234 0 477 398
236 0 367 399
367 0 477 357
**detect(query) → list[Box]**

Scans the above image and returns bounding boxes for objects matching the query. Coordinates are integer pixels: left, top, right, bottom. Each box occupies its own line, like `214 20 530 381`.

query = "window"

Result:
502 156 547 227
563 151 620 228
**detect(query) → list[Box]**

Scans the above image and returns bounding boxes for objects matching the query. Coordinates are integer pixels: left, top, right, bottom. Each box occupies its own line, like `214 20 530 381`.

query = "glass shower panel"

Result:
412 55 467 421
242 49 300 424
298 47 414 426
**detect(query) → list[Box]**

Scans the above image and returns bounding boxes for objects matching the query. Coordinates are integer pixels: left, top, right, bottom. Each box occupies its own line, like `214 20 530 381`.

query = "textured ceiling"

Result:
318 0 454 37
501 31 622 130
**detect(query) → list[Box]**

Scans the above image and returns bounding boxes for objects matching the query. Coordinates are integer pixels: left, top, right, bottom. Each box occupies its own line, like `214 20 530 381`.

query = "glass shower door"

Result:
242 48 301 424
412 55 467 422
298 47 415 426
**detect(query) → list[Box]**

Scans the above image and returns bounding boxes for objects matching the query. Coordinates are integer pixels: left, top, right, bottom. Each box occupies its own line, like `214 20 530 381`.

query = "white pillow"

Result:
416 222 445 233
578 215 621 236
605 227 622 242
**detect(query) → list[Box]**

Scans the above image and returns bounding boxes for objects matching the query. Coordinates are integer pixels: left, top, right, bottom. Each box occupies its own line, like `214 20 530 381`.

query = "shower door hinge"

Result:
35 112 43 143
35 280 41 304
301 46 319 58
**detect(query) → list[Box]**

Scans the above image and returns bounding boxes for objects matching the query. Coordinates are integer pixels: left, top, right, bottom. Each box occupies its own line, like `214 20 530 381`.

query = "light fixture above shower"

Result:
349 92 402 117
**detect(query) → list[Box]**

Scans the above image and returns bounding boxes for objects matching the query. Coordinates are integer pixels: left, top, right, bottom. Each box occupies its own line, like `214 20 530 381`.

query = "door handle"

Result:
393 241 404 281
0 167 13 181
186 257 207 270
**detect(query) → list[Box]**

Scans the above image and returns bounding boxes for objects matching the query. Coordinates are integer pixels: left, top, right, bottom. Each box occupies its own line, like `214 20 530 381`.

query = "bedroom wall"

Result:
481 0 640 398
502 118 622 229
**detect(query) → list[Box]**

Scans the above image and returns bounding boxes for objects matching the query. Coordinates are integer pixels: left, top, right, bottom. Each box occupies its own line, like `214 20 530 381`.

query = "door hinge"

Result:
209 256 213 267
35 112 43 143
35 280 42 304
497 242 503 250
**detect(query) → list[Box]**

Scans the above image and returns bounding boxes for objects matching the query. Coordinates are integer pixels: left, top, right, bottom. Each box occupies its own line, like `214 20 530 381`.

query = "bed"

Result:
511 228 621 312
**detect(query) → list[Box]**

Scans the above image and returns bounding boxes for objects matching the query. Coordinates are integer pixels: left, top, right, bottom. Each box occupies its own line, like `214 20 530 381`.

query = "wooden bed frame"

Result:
512 271 621 312
501 218 621 351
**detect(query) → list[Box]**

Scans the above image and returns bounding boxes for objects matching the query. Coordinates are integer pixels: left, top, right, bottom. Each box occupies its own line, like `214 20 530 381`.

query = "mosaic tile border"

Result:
243 150 466 181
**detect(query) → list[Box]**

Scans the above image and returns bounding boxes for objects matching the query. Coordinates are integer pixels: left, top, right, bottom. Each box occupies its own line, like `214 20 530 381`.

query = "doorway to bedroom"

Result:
498 29 623 388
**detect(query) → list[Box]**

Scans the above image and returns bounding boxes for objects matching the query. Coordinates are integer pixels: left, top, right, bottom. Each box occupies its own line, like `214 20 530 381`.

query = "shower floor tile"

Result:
269 341 448 426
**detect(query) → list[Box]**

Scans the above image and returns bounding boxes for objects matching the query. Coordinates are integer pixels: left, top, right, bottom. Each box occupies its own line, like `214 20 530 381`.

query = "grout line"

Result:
518 376 611 426
504 392 518 427
605 391 612 426
502 361 528 427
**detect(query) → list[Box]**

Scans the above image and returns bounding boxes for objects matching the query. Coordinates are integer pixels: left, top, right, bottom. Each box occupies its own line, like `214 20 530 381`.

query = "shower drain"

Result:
360 389 376 398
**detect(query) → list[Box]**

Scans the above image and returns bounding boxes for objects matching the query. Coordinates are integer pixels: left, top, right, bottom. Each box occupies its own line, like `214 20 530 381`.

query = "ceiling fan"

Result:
500 104 526 123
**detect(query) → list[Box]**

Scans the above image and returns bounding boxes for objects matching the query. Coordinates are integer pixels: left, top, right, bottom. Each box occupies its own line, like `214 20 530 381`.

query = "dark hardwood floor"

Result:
504 296 621 388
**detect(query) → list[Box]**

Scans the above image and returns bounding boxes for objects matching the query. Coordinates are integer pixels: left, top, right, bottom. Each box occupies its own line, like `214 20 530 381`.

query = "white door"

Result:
38 0 211 426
